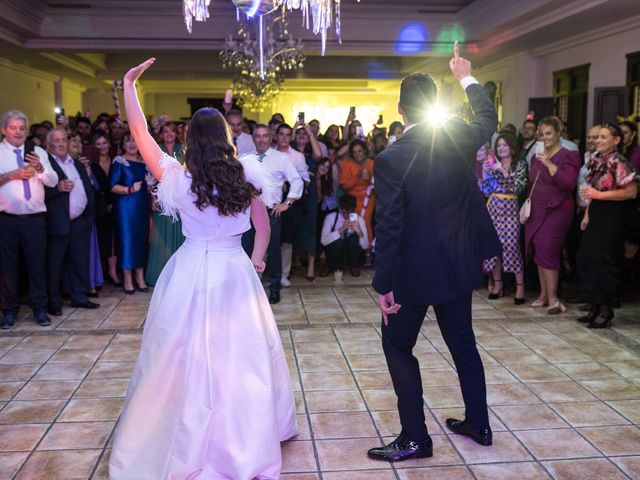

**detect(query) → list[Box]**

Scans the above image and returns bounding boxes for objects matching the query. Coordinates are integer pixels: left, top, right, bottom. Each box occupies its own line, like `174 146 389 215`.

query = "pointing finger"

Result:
454 40 459 60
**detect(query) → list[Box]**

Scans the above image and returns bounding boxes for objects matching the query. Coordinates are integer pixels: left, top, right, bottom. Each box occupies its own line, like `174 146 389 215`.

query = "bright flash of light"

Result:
424 104 450 128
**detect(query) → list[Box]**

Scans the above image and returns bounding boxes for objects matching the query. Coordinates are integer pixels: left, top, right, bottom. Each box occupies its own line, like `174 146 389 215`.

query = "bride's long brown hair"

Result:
185 108 258 216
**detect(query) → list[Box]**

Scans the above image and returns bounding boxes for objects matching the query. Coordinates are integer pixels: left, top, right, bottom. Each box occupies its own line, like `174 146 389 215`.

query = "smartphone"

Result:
224 89 233 104
24 140 36 156
534 141 544 156
349 106 356 117
376 114 383 125
82 144 99 163
355 126 364 138
298 112 305 123
54 107 65 124
349 213 358 222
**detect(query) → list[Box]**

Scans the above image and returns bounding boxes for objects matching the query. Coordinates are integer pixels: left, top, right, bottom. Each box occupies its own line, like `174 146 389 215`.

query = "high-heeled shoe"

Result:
488 279 503 300
547 300 567 315
514 283 525 305
134 279 149 293
109 275 123 288
577 305 598 323
588 313 612 329
530 298 548 308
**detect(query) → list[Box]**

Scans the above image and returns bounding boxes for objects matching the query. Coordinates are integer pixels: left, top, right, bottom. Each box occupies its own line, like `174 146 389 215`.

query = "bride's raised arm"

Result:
123 58 165 181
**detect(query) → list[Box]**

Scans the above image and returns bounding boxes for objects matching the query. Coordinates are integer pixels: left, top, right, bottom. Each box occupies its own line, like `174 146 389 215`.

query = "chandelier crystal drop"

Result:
183 0 211 33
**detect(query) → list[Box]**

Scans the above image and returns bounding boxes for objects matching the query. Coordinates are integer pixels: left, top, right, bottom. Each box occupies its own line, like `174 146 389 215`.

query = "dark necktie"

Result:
233 137 238 146
257 153 266 163
13 149 32 200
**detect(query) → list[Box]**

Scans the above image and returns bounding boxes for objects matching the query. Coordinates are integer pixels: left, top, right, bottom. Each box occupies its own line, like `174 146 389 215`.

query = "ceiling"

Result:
0 0 639 89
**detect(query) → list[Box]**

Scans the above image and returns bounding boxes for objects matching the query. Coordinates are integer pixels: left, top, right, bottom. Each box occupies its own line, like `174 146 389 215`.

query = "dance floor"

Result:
1 272 639 479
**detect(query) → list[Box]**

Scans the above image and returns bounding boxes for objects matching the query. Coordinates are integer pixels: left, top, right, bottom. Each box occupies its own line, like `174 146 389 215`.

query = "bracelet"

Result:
128 186 133 194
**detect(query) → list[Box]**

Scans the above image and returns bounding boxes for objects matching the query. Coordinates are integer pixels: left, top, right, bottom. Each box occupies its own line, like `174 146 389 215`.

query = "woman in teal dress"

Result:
145 122 186 286
110 133 150 293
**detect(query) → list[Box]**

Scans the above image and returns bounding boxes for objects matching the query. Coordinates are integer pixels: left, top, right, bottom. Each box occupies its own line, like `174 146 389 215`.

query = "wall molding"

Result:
0 56 59 82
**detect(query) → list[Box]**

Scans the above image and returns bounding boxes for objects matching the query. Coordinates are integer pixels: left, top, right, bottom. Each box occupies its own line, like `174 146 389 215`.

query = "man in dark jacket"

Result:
45 128 99 315
368 42 501 462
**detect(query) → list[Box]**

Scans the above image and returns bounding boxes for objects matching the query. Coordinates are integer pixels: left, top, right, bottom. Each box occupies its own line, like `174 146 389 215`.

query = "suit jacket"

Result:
45 154 96 236
372 83 501 306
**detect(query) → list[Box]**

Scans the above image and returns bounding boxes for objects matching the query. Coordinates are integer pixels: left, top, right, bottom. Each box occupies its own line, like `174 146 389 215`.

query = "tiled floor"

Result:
1 272 640 479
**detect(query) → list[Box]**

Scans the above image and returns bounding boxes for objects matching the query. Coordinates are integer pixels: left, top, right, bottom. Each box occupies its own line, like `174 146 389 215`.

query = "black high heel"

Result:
134 279 149 293
514 283 525 305
578 304 598 323
488 279 503 300
588 306 613 329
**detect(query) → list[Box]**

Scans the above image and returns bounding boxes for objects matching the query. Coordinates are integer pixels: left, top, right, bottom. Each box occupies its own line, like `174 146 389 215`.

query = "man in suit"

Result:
0 110 59 329
368 42 501 462
45 128 99 315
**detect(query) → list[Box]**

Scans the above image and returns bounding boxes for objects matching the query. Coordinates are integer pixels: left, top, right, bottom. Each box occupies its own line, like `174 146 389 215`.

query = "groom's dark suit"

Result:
372 82 500 440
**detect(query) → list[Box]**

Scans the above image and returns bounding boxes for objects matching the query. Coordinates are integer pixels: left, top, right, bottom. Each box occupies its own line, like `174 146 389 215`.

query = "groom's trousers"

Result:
381 291 489 441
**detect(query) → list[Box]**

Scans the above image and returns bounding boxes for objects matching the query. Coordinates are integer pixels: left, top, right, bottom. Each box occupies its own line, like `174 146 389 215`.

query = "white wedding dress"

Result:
109 154 298 480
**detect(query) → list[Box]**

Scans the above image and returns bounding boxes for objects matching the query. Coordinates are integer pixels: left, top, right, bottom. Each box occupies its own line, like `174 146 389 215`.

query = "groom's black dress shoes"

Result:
367 434 433 462
445 418 492 446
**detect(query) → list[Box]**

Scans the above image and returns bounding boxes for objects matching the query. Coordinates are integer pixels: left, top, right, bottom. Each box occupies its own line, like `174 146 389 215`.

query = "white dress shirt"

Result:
234 132 256 156
240 148 303 208
279 147 310 182
320 211 369 250
0 139 58 214
52 154 88 220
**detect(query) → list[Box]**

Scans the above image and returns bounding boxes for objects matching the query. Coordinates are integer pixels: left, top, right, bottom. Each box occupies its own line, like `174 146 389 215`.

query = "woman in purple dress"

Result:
524 117 580 314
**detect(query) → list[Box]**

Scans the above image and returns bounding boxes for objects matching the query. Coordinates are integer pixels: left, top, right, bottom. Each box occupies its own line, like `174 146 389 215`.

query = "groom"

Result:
368 42 501 461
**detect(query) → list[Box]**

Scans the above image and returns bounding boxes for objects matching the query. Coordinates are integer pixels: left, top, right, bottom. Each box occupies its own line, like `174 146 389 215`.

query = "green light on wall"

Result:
434 25 465 54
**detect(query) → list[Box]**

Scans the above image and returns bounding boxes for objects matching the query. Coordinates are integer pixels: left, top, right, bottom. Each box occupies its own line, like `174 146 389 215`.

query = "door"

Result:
594 86 628 125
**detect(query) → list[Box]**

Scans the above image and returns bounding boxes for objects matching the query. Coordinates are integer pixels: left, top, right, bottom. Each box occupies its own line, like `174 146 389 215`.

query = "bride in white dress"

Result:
109 58 298 480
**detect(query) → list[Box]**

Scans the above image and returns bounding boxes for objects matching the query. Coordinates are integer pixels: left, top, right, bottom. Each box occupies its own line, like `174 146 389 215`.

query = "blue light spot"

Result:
395 23 429 54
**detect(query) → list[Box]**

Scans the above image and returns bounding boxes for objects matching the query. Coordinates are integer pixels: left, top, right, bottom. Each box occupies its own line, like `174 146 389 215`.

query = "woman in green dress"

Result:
145 121 186 285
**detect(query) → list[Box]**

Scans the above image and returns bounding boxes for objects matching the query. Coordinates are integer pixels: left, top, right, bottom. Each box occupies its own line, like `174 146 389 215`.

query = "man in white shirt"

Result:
240 124 303 304
226 110 255 156
45 128 98 316
0 110 58 328
275 123 310 286
320 194 369 281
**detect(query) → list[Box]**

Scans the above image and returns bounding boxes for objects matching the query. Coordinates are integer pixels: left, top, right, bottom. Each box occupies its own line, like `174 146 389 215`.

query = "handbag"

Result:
519 169 541 225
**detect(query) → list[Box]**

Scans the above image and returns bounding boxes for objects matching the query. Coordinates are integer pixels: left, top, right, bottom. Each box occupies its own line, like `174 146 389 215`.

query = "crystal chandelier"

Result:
183 0 344 55
220 13 305 111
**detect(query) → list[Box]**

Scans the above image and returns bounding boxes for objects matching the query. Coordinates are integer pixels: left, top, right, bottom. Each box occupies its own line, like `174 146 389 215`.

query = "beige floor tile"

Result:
322 471 396 480
507 364 571 383
0 424 48 452
581 345 637 363
73 378 129 398
14 380 79 400
515 428 600 460
296 341 342 356
316 438 392 470
281 439 318 472
298 355 349 372
339 341 384 355
291 328 336 343
533 347 594 363
308 312 349 324
580 378 640 400
517 335 572 350
17 336 68 350
37 421 114 450
0 349 53 365
281 474 320 480
551 401 631 427
397 466 474 480
610 456 640 478
0 363 41 382
0 400 65 424
492 404 567 430
360 389 396 411
0 451 29 479
310 412 377 439
333 326 380 343
485 349 547 365
58 398 123 422
98 347 139 362
554 362 620 381
347 354 388 371
62 334 113 350
487 384 541 406
606 399 640 423
109 333 142 348
433 408 507 432
483 365 519 384
301 372 356 391
14 449 101 480
542 458 628 480
353 371 394 389
579 426 640 455
371 410 443 436
421 369 460 387
423 387 464 408
305 390 366 413
57 318 106 330
526 381 597 403
413 352 452 369
294 391 306 414
91 449 110 479
48 348 102 363
449 431 532 464
498 321 550 335
33 362 93 381
470 461 552 479
604 360 640 379
0 381 24 401
477 336 526 350
87 362 136 379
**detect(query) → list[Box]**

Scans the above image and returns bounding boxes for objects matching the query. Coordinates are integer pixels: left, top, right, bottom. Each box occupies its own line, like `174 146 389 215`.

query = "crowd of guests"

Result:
477 115 640 328
1 103 639 325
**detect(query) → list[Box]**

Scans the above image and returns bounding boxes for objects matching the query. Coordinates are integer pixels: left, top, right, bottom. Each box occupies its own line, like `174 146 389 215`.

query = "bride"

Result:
109 58 298 480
